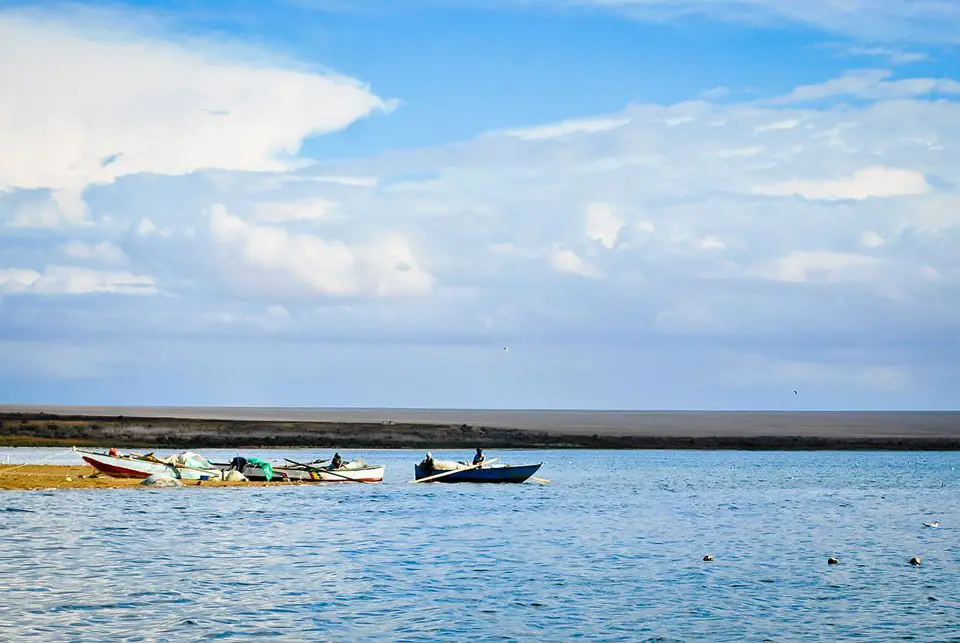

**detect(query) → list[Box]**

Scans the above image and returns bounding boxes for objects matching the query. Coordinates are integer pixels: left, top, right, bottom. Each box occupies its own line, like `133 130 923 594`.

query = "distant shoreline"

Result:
2 407 959 450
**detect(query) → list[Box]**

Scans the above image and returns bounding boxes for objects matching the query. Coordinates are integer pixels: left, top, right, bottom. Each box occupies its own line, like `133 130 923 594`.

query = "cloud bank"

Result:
0 9 392 226
2 5 958 408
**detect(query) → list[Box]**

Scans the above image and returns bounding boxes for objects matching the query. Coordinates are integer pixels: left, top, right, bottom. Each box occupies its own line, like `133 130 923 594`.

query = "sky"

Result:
1 0 958 410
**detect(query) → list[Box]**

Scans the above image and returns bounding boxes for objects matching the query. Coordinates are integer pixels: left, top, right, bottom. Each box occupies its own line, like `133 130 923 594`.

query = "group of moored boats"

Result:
73 447 544 484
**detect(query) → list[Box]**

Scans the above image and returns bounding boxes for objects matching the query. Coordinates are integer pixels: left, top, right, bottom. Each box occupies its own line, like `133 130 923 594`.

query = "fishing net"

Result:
430 459 465 471
160 451 216 470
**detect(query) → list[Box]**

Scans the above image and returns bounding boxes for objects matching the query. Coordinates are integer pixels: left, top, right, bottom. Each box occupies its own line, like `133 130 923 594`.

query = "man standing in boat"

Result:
473 448 485 468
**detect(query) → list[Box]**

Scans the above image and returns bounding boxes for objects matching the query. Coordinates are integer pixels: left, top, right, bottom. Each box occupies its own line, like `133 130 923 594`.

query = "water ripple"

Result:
0 449 958 640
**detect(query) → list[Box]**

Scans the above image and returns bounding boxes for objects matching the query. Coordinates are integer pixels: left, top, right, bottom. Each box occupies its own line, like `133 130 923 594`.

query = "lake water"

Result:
1 448 958 641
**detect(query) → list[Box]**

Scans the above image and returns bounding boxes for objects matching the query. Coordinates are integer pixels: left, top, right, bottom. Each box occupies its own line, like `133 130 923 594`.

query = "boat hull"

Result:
414 463 542 483
232 464 385 483
78 450 384 482
78 450 220 480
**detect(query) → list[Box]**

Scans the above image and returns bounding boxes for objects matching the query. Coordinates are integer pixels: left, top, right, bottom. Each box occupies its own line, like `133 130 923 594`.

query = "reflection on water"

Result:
1 449 958 641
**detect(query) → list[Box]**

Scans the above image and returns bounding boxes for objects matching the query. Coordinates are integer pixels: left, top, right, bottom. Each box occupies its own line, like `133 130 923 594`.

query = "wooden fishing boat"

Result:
221 457 385 483
413 462 542 483
75 448 221 480
250 464 384 483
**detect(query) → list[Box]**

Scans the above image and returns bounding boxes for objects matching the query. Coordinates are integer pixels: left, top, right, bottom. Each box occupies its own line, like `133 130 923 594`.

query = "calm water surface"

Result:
1 448 958 642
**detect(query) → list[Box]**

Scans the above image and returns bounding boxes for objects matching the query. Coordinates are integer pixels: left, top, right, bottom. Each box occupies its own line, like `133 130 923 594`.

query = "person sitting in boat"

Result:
331 453 344 469
421 452 435 474
473 448 485 467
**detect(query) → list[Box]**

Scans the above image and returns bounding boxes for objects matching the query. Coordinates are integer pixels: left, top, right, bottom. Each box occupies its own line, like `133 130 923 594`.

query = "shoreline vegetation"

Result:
1 409 959 450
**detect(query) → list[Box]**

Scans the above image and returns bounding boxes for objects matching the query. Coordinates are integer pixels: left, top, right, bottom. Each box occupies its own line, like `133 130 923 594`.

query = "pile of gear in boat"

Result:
75 445 544 484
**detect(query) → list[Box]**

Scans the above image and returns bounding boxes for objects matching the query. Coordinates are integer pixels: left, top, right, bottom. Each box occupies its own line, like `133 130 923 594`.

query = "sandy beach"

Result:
1 405 959 450
0 464 285 490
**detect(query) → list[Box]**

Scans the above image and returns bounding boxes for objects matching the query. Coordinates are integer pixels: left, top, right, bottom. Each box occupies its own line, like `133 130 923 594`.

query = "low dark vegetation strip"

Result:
1 412 959 450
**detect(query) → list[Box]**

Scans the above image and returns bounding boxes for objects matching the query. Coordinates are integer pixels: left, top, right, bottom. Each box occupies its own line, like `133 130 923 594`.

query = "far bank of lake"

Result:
1 406 959 450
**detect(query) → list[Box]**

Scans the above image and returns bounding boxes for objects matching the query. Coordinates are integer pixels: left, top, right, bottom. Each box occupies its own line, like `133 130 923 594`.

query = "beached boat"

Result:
221 457 385 483
76 448 222 480
414 461 542 483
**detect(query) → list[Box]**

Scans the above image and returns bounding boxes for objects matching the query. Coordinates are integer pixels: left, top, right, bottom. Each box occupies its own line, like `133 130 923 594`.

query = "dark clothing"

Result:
422 457 435 474
473 453 485 466
331 454 344 469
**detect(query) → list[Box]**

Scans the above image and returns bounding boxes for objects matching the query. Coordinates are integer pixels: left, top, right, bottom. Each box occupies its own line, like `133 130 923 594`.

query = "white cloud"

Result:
549 248 602 278
254 198 336 223
0 265 157 295
716 146 763 158
754 250 879 283
59 240 127 264
134 216 177 238
498 116 631 140
0 9 392 197
208 204 435 297
754 119 799 134
7 190 91 228
548 0 960 42
2 65 958 405
197 303 293 330
920 265 942 282
773 69 960 104
585 202 624 248
636 221 655 233
860 231 886 248
699 86 730 100
842 47 928 65
753 167 929 201
136 218 160 236
314 176 379 187
699 235 725 251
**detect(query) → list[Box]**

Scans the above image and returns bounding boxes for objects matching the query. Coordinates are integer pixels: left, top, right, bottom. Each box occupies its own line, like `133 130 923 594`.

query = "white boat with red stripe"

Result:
75 448 221 480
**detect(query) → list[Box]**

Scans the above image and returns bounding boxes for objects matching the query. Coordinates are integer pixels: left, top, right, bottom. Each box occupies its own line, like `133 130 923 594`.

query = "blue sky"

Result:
1 0 958 409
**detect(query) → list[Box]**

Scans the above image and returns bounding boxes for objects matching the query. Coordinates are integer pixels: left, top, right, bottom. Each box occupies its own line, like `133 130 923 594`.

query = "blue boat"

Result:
414 462 543 483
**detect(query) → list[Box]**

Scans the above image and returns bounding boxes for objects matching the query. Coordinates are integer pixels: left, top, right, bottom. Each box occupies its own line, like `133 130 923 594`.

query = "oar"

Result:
285 458 374 484
531 476 550 484
284 458 375 483
279 459 329 471
410 458 499 484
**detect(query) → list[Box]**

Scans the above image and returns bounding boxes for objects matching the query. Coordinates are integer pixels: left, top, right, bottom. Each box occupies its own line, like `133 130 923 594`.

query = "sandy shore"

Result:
1 406 959 449
0 465 284 490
